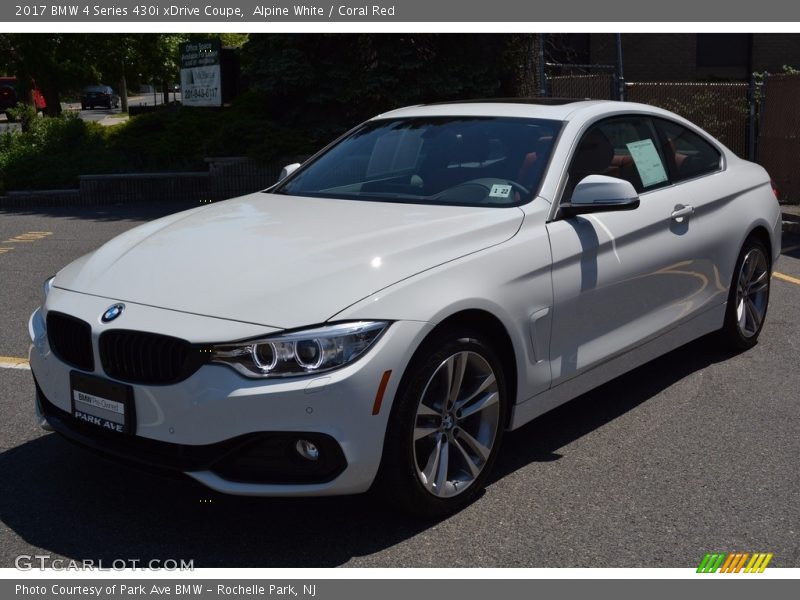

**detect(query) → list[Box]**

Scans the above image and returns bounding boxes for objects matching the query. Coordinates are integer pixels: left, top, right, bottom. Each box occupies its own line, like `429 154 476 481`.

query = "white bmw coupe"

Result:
29 100 781 516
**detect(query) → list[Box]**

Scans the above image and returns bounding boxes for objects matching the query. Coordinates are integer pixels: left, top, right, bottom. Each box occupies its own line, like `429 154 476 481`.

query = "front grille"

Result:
46 311 94 371
99 329 208 385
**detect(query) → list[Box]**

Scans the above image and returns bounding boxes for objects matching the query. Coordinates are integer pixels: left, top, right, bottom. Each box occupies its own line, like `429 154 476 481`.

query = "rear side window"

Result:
652 118 722 182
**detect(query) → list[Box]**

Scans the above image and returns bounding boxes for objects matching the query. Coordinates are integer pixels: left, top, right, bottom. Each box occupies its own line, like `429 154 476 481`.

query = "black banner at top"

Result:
4 0 800 22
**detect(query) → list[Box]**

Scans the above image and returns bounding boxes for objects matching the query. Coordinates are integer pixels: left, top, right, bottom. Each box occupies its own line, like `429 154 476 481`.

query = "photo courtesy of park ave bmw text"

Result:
0 0 799 595
15 584 317 596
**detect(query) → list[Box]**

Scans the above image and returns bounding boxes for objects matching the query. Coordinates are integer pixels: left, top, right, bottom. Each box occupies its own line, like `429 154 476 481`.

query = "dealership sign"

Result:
180 40 221 107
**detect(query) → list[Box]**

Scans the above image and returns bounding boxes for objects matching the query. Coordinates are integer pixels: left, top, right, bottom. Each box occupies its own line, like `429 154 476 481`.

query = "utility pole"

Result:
119 62 128 112
616 33 625 101
537 33 547 97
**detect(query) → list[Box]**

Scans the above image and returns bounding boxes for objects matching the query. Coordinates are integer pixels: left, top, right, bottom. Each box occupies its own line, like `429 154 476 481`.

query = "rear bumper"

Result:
773 209 783 267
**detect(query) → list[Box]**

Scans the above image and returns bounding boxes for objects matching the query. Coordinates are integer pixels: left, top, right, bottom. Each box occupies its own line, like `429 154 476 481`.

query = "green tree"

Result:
0 34 94 115
84 34 187 109
188 33 249 48
0 34 192 114
241 34 539 145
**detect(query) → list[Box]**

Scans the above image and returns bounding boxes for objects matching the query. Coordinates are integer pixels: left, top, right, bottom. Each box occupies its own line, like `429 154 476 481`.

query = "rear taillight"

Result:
770 179 780 201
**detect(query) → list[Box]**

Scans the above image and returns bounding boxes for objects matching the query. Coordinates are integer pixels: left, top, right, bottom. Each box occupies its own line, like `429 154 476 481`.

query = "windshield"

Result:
275 116 562 206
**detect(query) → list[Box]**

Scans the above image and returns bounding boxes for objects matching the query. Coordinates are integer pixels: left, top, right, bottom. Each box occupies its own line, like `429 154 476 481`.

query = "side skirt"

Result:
509 303 726 430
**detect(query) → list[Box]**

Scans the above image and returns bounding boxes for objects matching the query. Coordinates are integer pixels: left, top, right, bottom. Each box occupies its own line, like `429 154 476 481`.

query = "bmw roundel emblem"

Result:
101 303 125 323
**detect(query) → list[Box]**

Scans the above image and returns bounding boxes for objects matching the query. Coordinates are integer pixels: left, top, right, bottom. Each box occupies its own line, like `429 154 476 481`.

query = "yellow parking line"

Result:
2 230 53 244
0 356 30 370
774 271 800 285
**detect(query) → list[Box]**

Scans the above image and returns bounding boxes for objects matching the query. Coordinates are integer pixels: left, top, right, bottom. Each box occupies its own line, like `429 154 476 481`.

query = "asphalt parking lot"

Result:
0 202 798 568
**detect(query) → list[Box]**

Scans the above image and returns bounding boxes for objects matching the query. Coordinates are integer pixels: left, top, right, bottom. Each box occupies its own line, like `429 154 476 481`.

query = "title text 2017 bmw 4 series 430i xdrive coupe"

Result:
29 100 781 516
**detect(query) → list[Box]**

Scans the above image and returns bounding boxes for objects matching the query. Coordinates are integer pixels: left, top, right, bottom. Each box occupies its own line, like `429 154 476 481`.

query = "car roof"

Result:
373 99 673 122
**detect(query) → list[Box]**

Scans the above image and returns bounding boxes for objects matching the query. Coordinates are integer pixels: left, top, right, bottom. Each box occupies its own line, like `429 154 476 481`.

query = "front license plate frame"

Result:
70 371 136 435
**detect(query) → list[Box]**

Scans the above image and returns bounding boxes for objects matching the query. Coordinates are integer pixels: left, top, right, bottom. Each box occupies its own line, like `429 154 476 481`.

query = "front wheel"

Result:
377 329 508 517
720 237 771 350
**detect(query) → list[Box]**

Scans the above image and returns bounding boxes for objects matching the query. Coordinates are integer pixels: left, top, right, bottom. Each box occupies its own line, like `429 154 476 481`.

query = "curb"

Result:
783 218 800 235
97 115 129 127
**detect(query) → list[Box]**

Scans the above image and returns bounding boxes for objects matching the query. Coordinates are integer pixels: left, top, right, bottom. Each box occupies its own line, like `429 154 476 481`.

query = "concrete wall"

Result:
0 158 284 209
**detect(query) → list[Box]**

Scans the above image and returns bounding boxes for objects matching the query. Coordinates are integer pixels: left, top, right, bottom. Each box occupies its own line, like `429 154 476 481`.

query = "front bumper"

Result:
34 381 348 484
29 289 432 496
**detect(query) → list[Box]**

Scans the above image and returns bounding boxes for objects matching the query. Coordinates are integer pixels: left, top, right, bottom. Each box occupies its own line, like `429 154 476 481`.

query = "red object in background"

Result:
30 78 47 111
0 76 47 113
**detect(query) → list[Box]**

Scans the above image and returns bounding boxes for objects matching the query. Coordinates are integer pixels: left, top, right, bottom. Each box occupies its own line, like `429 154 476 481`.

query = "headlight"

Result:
211 321 389 378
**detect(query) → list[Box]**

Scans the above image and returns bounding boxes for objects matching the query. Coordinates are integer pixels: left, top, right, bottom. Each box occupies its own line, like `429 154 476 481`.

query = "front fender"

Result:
330 216 554 404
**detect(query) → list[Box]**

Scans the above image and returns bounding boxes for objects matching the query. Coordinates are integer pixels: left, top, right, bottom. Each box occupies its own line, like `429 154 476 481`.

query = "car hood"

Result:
55 193 525 328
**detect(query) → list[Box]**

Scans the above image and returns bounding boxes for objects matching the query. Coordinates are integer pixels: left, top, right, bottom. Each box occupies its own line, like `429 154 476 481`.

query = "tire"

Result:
720 236 771 350
376 328 508 518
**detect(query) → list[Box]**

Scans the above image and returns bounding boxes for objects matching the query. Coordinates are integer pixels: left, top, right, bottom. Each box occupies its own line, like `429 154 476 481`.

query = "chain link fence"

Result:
548 74 617 101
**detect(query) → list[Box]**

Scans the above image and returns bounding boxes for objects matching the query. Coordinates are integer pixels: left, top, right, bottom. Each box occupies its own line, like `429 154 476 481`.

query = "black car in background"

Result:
80 85 120 110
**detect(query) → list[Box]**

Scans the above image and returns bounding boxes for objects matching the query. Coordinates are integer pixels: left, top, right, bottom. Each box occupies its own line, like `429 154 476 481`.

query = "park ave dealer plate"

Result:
70 371 135 435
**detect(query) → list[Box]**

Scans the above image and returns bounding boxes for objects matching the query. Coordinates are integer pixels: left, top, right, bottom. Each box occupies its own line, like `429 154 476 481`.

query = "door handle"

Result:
671 204 695 221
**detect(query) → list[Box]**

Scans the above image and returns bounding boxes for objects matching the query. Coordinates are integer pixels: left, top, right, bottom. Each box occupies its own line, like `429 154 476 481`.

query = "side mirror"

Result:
278 163 301 182
560 175 640 217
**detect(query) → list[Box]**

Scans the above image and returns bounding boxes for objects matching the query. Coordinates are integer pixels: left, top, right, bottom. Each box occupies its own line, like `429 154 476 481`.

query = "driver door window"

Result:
565 117 670 201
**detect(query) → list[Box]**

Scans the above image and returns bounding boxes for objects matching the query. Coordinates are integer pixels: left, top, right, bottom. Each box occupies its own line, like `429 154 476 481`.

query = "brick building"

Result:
550 34 800 81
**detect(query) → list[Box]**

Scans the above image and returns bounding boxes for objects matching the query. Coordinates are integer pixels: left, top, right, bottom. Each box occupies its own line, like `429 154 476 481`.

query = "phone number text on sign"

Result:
184 87 219 100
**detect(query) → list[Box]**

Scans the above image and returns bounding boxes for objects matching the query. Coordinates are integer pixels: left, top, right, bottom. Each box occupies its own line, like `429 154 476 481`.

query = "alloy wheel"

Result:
735 247 769 338
412 351 500 498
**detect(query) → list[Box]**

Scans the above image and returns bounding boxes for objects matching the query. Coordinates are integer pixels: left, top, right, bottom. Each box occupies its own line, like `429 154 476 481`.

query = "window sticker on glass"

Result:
489 184 512 198
625 139 668 188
